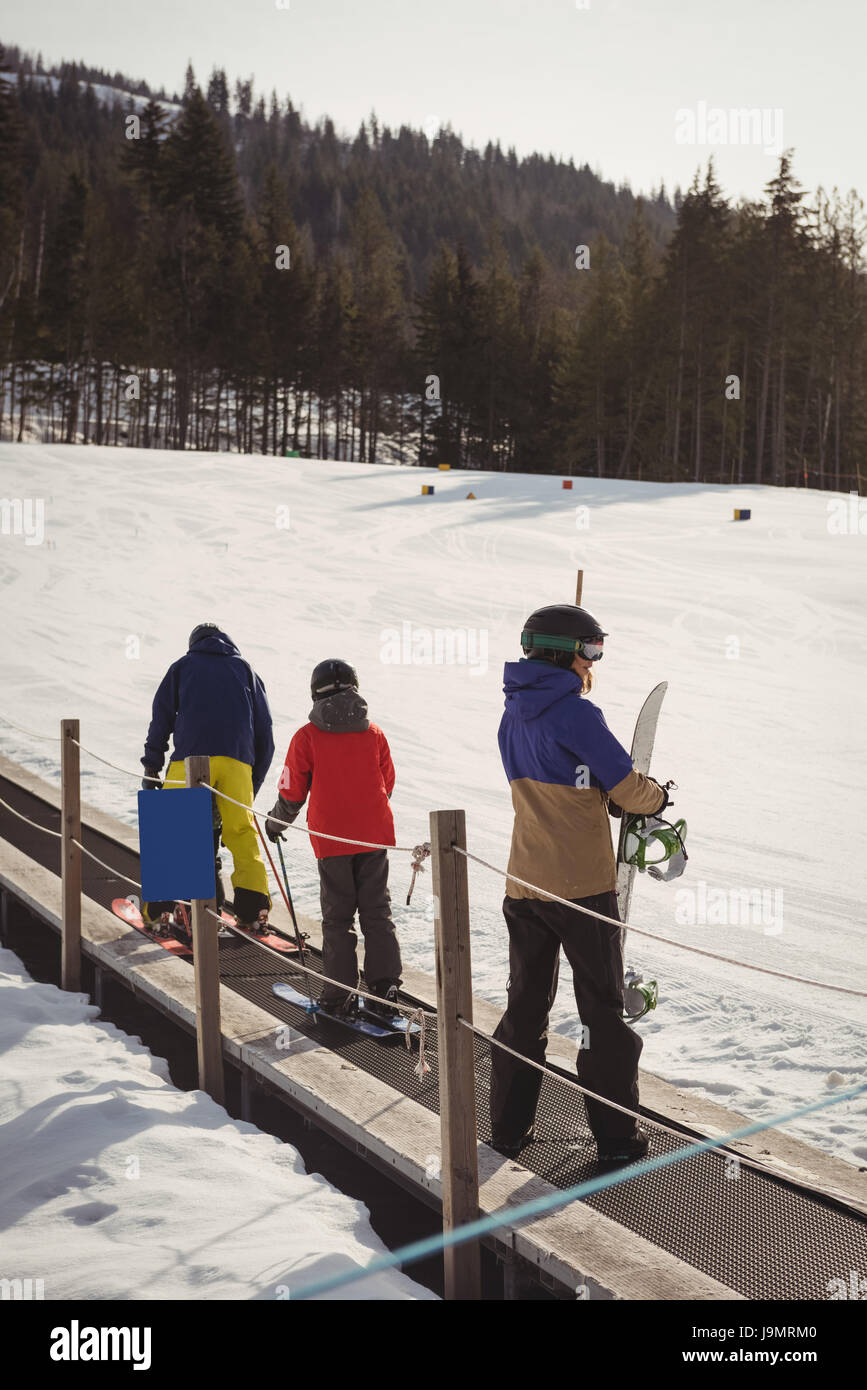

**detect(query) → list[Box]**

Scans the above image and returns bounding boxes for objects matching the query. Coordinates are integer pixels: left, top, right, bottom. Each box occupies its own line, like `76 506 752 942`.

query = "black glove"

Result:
607 797 624 819
265 797 293 842
142 767 163 790
650 778 674 814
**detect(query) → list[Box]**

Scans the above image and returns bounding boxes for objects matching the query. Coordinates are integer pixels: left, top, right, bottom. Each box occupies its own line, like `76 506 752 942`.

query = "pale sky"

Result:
5 0 864 206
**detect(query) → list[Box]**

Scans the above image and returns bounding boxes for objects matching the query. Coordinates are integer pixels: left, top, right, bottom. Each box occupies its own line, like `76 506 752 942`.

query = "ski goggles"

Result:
521 631 605 661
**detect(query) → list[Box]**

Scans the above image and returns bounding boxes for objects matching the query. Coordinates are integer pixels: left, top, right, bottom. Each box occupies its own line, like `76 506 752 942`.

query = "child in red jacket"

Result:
265 659 402 1019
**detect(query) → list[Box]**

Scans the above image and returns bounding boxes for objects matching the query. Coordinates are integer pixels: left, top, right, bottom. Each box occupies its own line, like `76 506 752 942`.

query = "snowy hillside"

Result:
0 948 434 1300
1 443 865 1165
0 70 181 116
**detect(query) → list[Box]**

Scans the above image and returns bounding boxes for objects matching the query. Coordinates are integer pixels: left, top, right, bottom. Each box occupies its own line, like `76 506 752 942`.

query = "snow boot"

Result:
319 988 358 1020
595 1125 650 1169
491 1127 536 1159
366 980 400 1020
232 908 270 935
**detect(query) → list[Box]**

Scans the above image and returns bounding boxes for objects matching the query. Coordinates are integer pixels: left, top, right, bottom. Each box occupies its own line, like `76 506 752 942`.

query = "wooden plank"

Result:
60 718 82 991
185 755 224 1106
430 808 481 1300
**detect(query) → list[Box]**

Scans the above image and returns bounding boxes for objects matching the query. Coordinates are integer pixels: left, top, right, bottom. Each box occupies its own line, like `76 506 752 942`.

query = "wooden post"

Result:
240 1073 253 1123
61 718 82 991
185 755 224 1106
575 569 584 605
430 808 481 1300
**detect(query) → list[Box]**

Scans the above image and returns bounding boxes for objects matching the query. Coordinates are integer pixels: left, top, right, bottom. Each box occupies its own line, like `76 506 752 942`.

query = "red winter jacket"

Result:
276 691 395 859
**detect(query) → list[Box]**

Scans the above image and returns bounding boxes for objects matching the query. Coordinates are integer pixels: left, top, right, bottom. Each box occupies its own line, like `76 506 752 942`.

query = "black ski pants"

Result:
317 849 402 1005
490 892 643 1145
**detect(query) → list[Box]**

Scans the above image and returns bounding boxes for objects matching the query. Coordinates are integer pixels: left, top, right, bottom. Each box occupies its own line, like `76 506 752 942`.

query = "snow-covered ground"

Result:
0 946 434 1300
1 444 865 1166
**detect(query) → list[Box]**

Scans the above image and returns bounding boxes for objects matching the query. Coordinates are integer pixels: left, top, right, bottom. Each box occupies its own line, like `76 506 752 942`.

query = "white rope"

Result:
0 712 62 741
276 956 437 1023
409 1008 431 1078
5 709 861 999
62 828 431 1024
200 780 420 853
72 839 143 890
3 716 844 1187
206 906 436 1022
71 741 185 784
19 804 850 1187
459 1016 854 1199
455 846 867 1001
461 1015 714 1147
0 793 63 838
182 903 433 1025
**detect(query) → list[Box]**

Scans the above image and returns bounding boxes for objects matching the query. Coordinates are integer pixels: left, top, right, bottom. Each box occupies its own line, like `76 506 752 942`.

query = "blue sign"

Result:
137 787 216 901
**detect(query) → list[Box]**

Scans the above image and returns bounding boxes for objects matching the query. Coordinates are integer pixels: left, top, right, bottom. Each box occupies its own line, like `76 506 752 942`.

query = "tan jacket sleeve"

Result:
608 768 666 816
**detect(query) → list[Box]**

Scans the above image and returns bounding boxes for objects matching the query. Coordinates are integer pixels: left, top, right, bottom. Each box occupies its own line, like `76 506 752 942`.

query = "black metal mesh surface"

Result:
2 770 866 1300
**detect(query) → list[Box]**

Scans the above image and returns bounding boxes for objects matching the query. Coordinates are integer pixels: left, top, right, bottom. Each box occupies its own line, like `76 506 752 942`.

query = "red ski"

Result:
112 900 300 957
222 910 300 954
111 898 193 957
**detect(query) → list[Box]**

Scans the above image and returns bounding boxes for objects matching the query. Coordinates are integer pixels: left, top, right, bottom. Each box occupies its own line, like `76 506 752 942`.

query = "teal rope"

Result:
291 1080 867 1300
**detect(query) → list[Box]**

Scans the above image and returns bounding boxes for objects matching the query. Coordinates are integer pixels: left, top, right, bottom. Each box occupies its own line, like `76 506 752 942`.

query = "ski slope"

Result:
1 443 865 1165
0 947 434 1300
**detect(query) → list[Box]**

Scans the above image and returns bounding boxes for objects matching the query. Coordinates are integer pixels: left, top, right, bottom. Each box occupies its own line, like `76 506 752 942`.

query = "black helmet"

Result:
521 604 607 669
189 622 223 649
311 658 359 700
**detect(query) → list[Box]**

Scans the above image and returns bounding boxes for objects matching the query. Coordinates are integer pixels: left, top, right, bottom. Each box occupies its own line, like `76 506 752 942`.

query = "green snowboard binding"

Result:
623 968 659 1023
622 814 688 882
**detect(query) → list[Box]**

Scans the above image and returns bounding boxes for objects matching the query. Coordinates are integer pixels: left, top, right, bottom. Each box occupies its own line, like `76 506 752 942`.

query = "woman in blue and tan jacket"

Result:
491 604 669 1167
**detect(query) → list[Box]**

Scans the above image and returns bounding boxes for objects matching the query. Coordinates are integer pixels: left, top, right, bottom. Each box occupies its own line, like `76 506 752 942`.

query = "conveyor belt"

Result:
2 769 865 1299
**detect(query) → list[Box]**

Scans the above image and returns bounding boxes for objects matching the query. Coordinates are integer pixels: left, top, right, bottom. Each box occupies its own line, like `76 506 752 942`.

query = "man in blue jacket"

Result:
140 623 275 927
492 604 669 1167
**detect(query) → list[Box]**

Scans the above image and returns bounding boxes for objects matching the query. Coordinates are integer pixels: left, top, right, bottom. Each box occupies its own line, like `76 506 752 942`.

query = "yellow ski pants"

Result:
163 756 269 902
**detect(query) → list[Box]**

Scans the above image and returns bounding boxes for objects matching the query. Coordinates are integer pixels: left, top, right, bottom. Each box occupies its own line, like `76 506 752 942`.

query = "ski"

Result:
271 981 400 1040
222 912 300 954
614 681 667 1021
111 897 192 957
112 898 299 957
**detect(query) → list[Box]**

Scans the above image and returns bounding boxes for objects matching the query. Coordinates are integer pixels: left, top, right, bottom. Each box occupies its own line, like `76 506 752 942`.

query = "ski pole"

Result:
275 840 303 948
254 820 314 1005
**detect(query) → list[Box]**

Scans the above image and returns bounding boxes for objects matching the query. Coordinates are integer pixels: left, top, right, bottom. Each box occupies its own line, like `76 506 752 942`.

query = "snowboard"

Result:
614 682 667 1020
357 1000 421 1037
615 681 668 933
271 981 419 1041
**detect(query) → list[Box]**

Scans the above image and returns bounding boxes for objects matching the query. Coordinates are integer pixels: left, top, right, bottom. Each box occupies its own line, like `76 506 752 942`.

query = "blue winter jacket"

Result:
142 631 275 795
498 660 664 900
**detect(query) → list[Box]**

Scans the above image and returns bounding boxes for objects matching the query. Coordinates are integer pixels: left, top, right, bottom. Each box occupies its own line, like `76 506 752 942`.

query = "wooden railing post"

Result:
61 718 82 991
430 808 481 1300
575 568 584 605
185 755 224 1106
